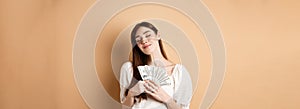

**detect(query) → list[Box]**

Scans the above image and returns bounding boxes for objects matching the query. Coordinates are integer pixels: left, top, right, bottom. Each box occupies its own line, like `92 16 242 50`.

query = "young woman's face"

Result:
134 26 160 55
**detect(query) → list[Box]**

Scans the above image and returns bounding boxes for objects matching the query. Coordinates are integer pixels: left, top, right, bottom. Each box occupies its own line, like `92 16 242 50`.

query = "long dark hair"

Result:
126 22 168 101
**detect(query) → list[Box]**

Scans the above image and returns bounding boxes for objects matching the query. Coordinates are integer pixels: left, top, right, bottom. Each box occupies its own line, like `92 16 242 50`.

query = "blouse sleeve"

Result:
173 65 193 109
119 62 133 103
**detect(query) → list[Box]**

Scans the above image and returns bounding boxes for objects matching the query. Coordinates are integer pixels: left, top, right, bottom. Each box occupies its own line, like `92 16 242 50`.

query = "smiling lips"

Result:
142 44 151 49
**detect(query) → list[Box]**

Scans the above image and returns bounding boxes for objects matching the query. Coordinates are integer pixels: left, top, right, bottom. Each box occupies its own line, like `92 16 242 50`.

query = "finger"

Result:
145 90 162 101
144 83 152 91
147 80 159 88
137 81 145 85
146 81 159 91
138 82 144 88
138 86 145 93
145 89 157 95
144 90 153 95
144 82 156 92
144 83 157 93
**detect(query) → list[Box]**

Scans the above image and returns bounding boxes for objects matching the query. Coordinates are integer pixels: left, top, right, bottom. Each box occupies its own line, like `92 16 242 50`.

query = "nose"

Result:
140 37 147 44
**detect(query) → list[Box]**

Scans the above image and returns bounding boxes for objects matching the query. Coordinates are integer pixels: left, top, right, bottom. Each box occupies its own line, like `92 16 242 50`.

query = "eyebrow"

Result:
135 30 151 38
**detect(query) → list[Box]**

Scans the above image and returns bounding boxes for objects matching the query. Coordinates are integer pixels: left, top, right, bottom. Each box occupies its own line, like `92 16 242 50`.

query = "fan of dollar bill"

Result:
137 65 171 86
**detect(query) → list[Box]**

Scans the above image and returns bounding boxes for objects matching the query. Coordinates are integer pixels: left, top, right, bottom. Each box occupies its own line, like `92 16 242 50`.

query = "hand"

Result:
128 81 145 96
144 80 171 103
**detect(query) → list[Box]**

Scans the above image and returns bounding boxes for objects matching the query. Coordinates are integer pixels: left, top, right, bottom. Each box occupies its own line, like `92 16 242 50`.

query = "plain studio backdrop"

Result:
1 0 300 109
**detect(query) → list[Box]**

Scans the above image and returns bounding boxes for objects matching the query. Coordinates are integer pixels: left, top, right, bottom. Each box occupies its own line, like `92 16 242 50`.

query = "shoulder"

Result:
119 62 134 87
121 61 133 70
175 64 185 70
173 64 190 77
119 61 133 81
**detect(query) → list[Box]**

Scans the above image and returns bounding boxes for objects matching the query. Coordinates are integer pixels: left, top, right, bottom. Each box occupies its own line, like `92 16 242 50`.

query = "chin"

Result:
141 49 155 55
140 46 155 55
142 51 152 55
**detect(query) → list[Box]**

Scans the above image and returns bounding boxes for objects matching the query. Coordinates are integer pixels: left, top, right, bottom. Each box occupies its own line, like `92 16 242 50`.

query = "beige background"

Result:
1 0 300 109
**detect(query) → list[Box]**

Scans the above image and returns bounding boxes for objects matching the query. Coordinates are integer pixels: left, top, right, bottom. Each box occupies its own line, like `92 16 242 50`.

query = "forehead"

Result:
135 26 154 36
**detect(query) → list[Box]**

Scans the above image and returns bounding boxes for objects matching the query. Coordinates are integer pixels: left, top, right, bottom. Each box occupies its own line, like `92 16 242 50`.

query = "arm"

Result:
121 89 135 107
121 81 146 107
119 62 138 108
172 65 193 109
144 80 182 109
165 98 182 109
144 65 193 109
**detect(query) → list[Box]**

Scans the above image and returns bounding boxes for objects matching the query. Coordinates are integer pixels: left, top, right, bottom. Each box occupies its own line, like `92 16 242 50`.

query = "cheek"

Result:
150 40 159 48
137 44 143 50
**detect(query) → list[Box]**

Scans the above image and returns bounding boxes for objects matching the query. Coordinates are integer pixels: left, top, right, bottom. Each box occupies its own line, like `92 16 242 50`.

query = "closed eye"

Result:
145 34 151 37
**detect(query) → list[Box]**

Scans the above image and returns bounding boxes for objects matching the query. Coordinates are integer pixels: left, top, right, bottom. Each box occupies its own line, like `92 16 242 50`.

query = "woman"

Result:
119 22 193 109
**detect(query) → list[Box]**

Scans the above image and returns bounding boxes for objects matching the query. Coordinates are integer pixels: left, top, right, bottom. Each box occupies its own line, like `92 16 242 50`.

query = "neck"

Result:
150 48 168 66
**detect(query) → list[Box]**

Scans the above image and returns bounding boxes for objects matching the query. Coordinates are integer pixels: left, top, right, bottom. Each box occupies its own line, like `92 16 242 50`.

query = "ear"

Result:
156 32 162 40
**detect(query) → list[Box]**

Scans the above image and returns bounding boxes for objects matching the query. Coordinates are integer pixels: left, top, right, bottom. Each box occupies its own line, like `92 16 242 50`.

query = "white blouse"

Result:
119 62 193 109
